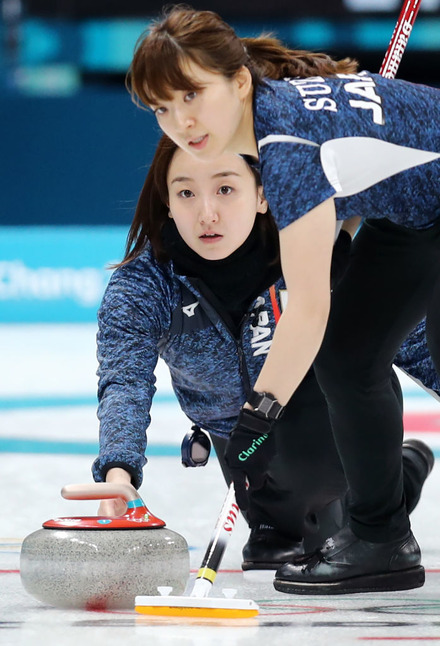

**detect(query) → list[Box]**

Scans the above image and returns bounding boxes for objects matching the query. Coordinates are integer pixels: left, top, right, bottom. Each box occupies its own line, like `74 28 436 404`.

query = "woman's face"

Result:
151 59 252 161
167 148 268 260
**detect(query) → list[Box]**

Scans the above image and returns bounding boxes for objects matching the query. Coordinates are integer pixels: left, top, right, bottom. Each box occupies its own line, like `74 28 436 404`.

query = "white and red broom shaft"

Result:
380 0 422 78
190 483 239 598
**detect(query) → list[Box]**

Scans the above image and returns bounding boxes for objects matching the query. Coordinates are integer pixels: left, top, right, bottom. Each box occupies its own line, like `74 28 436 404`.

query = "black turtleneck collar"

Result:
161 218 281 335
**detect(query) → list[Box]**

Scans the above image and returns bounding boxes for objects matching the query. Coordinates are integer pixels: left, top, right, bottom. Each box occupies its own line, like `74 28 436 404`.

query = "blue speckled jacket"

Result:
92 243 284 487
92 244 439 488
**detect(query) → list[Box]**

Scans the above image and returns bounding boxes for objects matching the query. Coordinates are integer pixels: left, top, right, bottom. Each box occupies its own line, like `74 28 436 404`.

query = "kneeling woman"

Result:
92 135 434 570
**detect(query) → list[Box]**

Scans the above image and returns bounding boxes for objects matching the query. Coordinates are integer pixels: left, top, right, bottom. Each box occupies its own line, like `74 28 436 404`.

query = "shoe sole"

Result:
273 565 425 595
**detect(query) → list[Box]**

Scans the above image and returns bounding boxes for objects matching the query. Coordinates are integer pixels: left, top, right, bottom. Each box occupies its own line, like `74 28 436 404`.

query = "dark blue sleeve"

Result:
259 141 336 230
91 259 172 489
394 319 440 399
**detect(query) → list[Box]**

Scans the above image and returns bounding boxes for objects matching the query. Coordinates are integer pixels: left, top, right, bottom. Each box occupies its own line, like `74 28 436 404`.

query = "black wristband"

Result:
236 407 273 434
247 390 285 420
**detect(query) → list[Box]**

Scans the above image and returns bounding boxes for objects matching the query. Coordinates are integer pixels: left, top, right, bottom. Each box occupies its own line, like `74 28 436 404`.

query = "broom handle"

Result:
380 0 422 78
190 483 239 598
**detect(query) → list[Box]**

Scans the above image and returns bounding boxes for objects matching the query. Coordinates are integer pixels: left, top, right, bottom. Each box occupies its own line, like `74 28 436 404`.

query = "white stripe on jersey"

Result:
320 137 440 197
258 134 319 149
258 134 440 198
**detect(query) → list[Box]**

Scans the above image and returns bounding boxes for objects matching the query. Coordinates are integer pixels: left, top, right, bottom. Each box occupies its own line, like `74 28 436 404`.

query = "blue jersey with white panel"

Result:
254 73 440 230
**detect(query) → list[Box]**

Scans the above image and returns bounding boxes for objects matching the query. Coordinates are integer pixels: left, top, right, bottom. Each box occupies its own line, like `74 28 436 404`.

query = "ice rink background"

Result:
2 1 440 642
1 322 440 645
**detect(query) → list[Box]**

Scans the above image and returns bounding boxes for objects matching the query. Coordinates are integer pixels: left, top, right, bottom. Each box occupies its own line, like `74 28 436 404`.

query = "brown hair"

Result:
117 135 176 266
116 134 279 267
127 4 358 108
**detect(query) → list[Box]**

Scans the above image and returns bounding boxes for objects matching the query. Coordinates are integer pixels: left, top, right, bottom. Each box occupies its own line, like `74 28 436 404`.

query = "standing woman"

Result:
127 6 440 594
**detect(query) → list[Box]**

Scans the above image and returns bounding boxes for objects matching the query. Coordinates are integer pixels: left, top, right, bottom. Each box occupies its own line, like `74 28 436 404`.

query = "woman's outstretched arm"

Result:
250 197 337 405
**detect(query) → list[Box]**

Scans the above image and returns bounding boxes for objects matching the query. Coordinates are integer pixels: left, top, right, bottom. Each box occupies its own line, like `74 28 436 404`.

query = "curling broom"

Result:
135 483 259 618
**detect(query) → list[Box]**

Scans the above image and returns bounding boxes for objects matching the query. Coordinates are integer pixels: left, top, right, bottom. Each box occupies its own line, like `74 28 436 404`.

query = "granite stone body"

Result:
20 526 189 609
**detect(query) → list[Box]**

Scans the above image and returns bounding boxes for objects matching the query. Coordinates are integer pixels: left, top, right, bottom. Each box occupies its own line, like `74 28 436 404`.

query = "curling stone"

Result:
20 483 190 610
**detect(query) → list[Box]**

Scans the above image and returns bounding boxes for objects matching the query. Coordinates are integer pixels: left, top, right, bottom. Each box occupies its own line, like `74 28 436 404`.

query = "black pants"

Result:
211 367 348 551
315 218 440 542
212 362 427 551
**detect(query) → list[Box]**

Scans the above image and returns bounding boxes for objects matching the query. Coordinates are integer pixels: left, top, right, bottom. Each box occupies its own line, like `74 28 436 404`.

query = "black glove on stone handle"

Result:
224 408 276 511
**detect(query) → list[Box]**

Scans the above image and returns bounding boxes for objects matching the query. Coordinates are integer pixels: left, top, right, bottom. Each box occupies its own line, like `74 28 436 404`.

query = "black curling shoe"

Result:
403 438 435 476
242 524 304 571
402 438 435 514
273 525 424 594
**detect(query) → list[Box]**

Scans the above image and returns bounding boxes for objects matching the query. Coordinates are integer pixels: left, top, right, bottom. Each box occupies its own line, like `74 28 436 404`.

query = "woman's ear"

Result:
168 210 173 219
257 186 268 214
235 65 253 100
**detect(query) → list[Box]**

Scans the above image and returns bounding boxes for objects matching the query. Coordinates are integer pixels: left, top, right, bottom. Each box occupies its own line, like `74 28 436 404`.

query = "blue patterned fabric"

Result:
92 244 284 487
395 320 440 399
254 74 440 230
92 243 439 488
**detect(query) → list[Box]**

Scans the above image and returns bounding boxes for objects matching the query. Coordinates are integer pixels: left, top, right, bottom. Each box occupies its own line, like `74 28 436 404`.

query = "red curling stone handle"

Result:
43 482 167 528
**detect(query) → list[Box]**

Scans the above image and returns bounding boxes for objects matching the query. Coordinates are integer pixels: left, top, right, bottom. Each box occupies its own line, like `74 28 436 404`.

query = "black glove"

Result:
330 229 352 290
224 408 276 511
